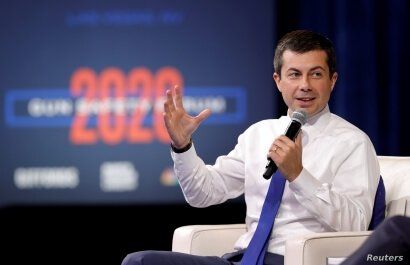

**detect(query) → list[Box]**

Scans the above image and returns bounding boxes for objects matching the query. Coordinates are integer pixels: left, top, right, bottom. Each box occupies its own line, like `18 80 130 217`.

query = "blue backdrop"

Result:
0 0 275 206
0 0 409 207
275 0 410 156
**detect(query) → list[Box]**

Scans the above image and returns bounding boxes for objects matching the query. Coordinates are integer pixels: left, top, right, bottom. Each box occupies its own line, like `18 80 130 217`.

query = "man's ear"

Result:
330 72 338 91
273 72 282 92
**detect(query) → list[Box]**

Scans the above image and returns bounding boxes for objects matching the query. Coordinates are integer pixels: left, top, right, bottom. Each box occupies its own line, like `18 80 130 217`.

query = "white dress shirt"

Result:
171 105 380 255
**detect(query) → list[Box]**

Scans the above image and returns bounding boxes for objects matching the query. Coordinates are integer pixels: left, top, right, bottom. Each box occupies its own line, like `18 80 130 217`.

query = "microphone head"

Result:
291 109 307 125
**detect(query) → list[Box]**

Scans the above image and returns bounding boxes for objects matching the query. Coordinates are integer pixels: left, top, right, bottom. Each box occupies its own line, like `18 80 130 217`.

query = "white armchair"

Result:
172 156 410 265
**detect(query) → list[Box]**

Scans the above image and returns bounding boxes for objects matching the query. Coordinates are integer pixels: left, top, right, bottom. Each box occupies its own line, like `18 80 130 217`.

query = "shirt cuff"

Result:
289 168 322 199
171 143 200 175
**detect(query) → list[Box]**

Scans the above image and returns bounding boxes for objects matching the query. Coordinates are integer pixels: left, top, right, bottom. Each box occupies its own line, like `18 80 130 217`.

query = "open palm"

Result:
163 86 211 148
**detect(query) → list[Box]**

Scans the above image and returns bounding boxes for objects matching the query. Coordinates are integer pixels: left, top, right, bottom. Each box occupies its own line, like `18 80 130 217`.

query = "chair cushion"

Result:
368 177 386 230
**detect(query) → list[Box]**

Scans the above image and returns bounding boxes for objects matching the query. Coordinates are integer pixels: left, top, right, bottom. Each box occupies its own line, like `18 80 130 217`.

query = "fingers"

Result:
273 135 293 154
164 85 183 113
268 133 302 156
163 100 172 120
195 109 212 124
268 143 279 159
267 134 304 181
163 110 172 131
165 89 176 113
173 85 184 109
163 85 212 130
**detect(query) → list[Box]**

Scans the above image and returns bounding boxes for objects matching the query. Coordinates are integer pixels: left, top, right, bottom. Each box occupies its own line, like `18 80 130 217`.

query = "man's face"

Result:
273 50 338 117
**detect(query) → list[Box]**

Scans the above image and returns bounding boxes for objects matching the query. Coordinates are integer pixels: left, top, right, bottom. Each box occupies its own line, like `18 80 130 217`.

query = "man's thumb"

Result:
196 109 212 124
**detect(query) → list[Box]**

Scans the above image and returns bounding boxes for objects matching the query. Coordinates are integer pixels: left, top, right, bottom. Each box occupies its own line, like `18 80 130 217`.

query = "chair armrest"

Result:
386 196 410 217
172 224 246 257
284 231 372 265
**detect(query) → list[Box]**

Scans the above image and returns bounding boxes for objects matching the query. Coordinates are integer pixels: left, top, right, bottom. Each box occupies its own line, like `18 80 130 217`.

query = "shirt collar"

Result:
286 105 331 142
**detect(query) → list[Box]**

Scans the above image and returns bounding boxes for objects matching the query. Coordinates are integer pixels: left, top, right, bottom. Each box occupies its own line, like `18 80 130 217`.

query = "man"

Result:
122 30 380 265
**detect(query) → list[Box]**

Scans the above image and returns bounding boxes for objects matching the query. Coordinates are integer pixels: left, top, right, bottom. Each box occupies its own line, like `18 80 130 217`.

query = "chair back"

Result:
378 156 410 216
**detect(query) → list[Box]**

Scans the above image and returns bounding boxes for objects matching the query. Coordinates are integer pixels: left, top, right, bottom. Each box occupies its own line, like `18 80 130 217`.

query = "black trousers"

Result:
342 215 410 265
121 249 284 265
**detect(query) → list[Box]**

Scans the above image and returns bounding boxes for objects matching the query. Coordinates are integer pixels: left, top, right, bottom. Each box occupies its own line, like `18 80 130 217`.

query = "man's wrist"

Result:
287 166 303 182
171 138 193 153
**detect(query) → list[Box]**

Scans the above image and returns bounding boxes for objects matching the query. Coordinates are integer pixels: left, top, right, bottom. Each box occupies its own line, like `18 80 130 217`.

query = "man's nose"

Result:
299 75 311 91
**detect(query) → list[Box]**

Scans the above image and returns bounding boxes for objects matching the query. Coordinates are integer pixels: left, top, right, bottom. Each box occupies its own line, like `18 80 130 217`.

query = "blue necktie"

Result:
241 171 286 265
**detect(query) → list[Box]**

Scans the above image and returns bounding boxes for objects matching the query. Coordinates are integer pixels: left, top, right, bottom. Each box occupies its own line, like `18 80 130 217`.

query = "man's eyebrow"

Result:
286 66 326 72
309 66 326 71
286 67 301 72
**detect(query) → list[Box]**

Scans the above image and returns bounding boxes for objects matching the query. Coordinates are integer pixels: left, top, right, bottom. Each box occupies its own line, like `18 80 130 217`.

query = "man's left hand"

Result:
267 133 303 182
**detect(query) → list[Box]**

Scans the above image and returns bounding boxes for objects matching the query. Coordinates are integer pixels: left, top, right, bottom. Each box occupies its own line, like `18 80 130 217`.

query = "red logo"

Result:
70 66 183 145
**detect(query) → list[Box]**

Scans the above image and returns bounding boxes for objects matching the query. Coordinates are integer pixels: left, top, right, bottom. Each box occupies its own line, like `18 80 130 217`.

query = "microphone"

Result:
263 109 307 179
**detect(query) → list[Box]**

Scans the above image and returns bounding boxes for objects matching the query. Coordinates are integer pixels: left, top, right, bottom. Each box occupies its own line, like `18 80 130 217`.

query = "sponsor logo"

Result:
160 167 178 186
100 161 139 192
14 167 79 189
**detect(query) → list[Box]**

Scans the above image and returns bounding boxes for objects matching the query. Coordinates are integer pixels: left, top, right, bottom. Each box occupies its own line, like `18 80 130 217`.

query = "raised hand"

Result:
163 86 211 148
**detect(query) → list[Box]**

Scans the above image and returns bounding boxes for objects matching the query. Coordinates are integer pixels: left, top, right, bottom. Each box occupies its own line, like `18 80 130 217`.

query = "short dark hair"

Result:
274 30 336 77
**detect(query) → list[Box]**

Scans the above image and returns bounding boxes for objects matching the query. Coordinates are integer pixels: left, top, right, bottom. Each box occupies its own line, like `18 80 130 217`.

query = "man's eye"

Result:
288 72 300 78
311 72 323 78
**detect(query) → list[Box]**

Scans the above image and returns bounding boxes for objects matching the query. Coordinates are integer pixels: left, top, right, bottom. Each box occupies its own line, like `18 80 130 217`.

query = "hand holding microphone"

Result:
263 110 307 180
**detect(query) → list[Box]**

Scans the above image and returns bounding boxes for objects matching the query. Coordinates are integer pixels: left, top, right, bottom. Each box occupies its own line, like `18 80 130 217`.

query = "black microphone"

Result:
263 110 307 179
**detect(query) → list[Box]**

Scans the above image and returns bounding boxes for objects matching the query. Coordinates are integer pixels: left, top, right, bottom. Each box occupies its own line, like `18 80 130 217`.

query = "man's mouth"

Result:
296 97 315 102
